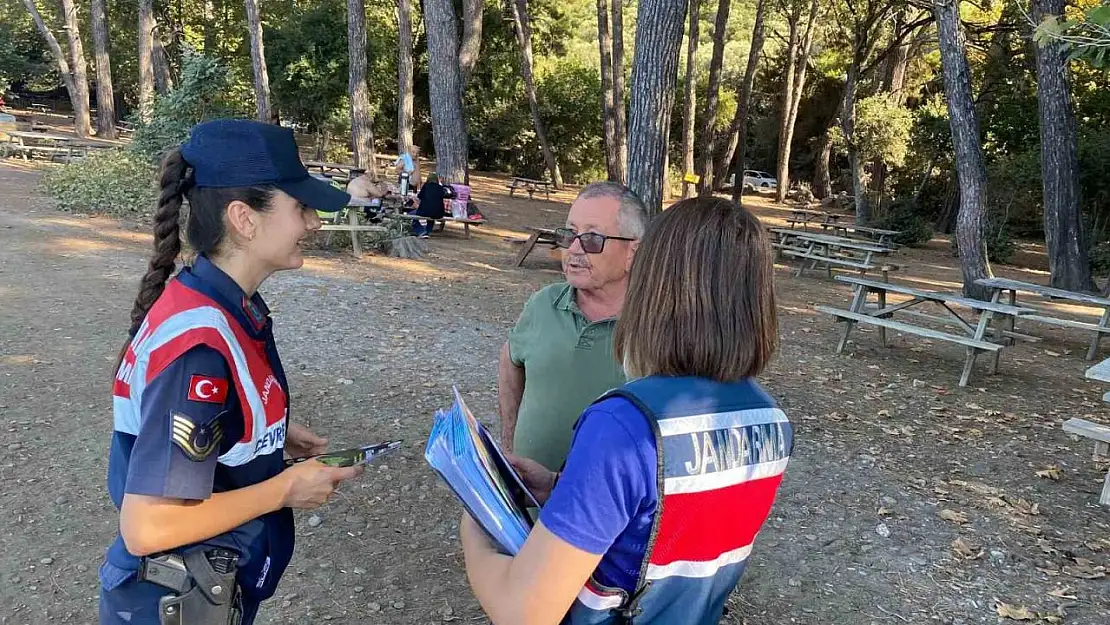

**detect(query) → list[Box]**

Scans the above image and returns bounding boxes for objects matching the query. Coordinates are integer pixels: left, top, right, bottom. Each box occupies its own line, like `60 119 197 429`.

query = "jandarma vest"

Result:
565 376 794 625
111 276 293 599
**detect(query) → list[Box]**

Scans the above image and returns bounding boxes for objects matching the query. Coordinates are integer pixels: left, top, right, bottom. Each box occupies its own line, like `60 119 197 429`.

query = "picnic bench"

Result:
816 275 1033 387
318 198 388 257
383 212 487 239
818 223 902 247
513 227 559 267
785 208 846 231
771 228 901 279
506 176 552 200
1061 417 1110 506
304 161 366 183
976 277 1110 361
0 130 112 162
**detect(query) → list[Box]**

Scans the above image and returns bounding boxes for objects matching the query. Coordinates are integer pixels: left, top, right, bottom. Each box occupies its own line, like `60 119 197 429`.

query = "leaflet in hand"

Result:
424 387 539 555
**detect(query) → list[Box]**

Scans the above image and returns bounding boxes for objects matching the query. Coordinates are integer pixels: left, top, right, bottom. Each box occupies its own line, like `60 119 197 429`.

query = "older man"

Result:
498 182 648 470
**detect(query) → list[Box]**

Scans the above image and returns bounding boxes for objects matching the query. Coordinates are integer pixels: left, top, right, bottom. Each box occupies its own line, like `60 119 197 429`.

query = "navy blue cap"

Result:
180 119 350 212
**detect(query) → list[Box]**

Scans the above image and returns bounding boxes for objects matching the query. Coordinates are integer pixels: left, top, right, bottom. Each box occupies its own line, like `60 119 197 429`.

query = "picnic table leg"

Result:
1086 307 1110 361
509 187 516 197
463 222 471 239
959 348 978 387
989 314 1013 375
349 209 362 257
836 286 869 354
876 289 887 347
527 188 535 200
514 231 541 267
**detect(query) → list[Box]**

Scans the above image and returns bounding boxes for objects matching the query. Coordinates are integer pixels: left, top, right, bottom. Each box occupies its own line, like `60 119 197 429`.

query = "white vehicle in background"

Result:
725 170 778 193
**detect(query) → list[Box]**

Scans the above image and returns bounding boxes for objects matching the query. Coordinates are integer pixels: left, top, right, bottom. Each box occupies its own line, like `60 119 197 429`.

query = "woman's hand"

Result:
280 459 363 509
507 454 557 505
286 422 328 458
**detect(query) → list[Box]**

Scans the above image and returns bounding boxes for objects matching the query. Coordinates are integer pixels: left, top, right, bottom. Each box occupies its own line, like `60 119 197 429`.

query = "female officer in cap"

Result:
99 119 364 624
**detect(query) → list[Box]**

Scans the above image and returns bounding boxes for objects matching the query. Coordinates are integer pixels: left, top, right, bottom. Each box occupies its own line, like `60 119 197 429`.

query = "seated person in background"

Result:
411 173 448 238
346 171 389 200
393 146 421 195
460 196 794 625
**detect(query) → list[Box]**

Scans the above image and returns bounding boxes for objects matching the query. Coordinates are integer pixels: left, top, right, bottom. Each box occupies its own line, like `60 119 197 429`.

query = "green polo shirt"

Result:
508 282 627 471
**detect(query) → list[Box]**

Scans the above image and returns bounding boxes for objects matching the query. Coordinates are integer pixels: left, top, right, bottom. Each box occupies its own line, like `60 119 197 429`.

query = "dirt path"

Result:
0 161 1107 624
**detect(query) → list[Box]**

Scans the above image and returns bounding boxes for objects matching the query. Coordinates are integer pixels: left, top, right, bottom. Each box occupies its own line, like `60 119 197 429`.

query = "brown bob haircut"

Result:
614 196 778 382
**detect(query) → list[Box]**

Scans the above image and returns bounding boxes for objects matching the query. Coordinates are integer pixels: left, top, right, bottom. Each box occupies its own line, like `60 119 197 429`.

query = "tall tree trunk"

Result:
596 0 621 182
396 0 414 154
611 0 627 182
19 0 83 135
1033 0 1094 292
813 129 833 199
90 0 117 138
348 0 377 173
244 0 272 122
774 0 818 204
59 0 92 137
138 0 155 122
696 0 731 195
841 59 869 221
725 0 766 202
870 12 912 214
627 0 688 215
203 0 217 55
458 0 483 89
153 29 173 94
510 0 562 187
934 0 991 298
423 0 468 182
681 0 700 199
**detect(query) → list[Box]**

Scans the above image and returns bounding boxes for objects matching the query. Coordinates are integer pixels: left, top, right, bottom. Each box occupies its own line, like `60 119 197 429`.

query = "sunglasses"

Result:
554 228 636 254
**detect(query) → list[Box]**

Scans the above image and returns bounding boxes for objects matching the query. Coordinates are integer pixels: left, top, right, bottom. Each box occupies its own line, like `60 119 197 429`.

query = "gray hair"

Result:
575 181 648 239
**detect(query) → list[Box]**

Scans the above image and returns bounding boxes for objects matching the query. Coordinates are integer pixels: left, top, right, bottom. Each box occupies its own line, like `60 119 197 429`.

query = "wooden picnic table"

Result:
771 228 899 278
817 275 1034 387
304 161 366 182
785 208 847 231
976 277 1110 361
1 130 114 161
818 223 902 247
513 227 559 267
507 176 552 200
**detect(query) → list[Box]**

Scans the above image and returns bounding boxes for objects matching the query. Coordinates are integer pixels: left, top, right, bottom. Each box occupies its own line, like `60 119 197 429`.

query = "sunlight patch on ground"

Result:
53 236 127 253
0 354 39 366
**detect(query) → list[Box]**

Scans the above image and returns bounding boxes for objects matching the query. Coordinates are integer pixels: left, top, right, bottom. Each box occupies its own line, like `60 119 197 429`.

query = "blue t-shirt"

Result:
395 153 415 172
538 396 658 592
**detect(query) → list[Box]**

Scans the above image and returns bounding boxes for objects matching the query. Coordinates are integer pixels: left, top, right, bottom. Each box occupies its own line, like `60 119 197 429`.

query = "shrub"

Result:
41 150 157 217
1089 240 1110 276
872 201 934 247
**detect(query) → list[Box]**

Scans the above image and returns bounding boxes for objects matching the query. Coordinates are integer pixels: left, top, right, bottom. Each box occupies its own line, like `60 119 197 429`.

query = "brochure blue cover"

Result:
425 387 540 555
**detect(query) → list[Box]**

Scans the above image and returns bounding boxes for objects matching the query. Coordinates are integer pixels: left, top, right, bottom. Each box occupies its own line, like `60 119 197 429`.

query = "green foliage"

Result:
0 1 53 94
1034 4 1110 67
873 201 934 247
1089 240 1110 276
41 150 158 217
129 52 245 162
832 95 914 169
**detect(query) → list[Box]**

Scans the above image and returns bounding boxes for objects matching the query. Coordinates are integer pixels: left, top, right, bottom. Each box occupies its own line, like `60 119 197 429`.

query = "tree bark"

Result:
153 28 173 95
138 0 155 122
681 0 700 198
596 0 621 182
724 0 766 202
19 0 85 135
458 0 484 89
934 0 991 298
90 0 117 138
611 0 627 182
204 0 217 55
842 61 868 221
774 0 818 204
696 0 731 195
348 0 378 173
1033 0 1095 292
59 0 93 137
813 129 833 199
423 0 468 182
510 0 562 187
244 0 273 122
396 0 414 154
627 0 688 215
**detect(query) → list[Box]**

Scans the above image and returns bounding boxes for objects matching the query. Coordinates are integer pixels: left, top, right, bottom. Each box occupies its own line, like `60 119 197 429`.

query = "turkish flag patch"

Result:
187 375 229 404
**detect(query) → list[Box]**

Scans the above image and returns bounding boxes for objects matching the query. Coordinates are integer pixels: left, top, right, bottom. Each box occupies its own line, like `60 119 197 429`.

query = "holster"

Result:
139 549 241 625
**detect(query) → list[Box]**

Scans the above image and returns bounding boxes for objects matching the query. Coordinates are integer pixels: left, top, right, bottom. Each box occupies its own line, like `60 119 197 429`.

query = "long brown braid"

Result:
126 149 191 336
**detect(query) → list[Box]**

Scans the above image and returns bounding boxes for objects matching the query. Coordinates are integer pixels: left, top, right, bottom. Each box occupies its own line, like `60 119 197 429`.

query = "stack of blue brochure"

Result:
425 387 540 555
